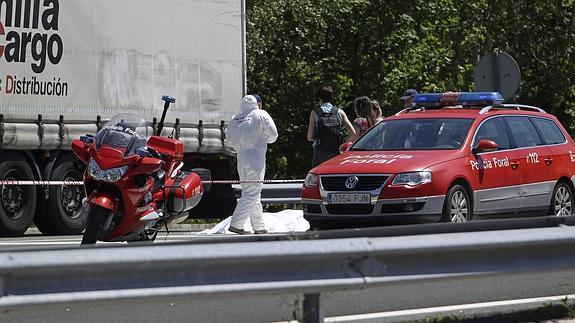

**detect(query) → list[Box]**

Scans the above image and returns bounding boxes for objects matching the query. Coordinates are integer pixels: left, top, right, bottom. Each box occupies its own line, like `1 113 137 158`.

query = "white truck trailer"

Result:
0 0 245 236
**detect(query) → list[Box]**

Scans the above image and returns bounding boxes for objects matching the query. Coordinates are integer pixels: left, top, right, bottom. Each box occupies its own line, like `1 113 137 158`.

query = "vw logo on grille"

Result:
345 176 359 189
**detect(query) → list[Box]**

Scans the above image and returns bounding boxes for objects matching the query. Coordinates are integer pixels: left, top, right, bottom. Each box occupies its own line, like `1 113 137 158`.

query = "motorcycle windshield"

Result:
95 114 149 157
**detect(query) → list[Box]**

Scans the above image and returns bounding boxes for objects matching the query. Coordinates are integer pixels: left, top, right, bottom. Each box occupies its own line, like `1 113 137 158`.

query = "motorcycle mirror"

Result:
147 147 162 159
136 147 151 158
161 95 176 104
80 135 95 144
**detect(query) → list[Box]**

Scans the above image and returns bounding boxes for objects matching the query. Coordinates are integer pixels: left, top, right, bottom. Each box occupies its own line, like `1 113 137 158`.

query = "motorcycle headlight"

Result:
392 172 432 186
304 173 318 188
88 158 128 183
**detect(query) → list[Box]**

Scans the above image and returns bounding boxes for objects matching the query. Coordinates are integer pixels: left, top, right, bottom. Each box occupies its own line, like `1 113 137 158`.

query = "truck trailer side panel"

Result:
0 0 244 236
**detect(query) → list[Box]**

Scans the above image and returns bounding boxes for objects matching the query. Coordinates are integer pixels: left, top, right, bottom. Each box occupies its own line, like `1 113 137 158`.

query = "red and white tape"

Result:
0 179 304 186
205 179 304 184
0 180 84 186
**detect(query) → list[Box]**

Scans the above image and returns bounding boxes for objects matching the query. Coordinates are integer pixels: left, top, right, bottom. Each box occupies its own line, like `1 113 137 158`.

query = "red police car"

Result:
302 92 575 229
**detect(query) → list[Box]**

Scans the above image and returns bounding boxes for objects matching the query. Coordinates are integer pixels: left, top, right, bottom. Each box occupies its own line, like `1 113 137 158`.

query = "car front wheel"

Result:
441 184 472 223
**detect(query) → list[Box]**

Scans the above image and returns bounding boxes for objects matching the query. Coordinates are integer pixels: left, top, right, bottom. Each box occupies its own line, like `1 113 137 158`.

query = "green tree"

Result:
246 0 575 179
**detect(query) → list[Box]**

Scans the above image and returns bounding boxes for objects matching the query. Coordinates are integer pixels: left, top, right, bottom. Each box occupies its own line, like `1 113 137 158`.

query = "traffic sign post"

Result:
474 52 521 101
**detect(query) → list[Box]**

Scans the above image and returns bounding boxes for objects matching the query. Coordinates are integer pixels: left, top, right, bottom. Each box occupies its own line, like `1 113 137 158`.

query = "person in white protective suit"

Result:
227 95 278 234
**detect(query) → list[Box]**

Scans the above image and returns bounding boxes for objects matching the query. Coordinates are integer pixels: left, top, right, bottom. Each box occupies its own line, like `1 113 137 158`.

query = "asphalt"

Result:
25 222 218 235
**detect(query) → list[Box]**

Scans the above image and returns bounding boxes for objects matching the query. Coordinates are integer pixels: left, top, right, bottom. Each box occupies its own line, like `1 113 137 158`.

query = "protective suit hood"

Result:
240 95 258 112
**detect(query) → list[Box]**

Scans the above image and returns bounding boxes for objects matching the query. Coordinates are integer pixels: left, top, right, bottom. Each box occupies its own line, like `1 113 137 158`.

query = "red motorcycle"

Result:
72 96 203 244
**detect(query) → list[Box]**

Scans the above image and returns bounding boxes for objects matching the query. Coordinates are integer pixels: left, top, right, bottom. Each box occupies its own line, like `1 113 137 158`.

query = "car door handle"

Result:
510 161 520 170
544 158 553 166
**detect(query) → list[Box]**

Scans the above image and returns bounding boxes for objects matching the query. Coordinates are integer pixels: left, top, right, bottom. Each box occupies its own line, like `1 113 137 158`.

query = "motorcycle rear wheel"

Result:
81 205 107 244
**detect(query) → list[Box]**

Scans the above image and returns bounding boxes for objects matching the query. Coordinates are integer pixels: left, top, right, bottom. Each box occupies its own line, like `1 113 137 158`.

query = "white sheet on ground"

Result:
199 209 309 234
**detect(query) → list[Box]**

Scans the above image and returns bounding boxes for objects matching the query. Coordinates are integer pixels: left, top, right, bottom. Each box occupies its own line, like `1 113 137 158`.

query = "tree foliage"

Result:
245 0 575 178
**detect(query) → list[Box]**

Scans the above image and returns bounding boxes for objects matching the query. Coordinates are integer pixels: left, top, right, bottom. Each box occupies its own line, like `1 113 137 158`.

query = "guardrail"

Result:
235 183 302 204
1 218 575 322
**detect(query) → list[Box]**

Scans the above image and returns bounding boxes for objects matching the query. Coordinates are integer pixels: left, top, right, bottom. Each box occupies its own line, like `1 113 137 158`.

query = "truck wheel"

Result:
35 154 86 235
81 205 106 244
0 153 36 237
441 184 472 223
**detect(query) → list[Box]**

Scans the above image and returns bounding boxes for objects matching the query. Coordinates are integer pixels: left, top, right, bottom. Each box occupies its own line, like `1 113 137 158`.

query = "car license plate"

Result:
327 193 370 204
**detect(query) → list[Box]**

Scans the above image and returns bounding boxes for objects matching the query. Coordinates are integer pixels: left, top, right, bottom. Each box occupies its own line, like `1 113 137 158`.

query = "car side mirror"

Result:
339 141 353 153
472 139 498 154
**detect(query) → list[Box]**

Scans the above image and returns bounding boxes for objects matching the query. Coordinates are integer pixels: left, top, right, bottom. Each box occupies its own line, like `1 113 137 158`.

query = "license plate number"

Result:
328 193 370 204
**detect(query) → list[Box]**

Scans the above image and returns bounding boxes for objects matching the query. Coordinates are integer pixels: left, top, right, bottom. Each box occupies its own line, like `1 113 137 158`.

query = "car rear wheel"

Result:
441 184 472 223
549 182 573 217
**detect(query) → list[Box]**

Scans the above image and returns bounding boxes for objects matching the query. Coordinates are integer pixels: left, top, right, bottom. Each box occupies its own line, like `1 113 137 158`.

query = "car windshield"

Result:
352 118 474 151
95 114 149 156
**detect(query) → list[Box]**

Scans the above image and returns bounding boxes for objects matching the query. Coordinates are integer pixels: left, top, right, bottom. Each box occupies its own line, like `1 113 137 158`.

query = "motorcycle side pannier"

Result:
166 171 203 214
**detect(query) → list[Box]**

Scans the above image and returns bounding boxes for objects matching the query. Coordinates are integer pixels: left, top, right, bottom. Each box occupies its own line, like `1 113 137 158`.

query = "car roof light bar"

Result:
413 92 504 108
480 104 546 115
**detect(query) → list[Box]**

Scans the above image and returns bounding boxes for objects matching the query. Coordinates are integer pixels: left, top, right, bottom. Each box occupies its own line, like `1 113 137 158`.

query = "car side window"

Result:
473 117 511 150
531 117 566 145
505 116 542 148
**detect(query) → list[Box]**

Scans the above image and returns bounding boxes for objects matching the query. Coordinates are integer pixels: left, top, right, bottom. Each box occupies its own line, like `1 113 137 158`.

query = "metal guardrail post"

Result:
235 183 302 205
303 293 322 323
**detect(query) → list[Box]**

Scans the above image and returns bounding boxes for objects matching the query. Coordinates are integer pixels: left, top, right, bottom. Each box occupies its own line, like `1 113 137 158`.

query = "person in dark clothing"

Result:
400 88 419 109
306 85 355 167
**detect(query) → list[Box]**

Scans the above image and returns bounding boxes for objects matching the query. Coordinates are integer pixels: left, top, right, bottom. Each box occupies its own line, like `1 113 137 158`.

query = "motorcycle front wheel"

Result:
81 204 107 244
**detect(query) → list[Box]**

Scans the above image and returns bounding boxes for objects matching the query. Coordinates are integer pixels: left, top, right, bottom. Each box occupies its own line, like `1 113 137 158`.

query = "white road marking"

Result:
323 294 575 322
0 241 79 245
0 233 223 246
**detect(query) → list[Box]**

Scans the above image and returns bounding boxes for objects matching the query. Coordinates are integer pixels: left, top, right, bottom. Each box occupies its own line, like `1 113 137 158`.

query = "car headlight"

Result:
392 172 432 186
304 173 318 188
88 158 128 183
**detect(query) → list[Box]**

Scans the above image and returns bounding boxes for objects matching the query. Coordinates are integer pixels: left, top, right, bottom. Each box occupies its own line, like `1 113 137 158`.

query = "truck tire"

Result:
35 154 86 235
0 153 37 237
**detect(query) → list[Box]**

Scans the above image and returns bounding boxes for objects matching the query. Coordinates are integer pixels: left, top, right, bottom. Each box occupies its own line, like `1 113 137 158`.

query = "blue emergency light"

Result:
413 92 504 107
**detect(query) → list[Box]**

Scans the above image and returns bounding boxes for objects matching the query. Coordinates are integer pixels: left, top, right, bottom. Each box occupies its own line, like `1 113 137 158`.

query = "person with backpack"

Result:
307 85 356 167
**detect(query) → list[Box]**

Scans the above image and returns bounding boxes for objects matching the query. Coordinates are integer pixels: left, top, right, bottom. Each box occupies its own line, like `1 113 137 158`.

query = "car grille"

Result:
321 175 389 191
325 204 374 215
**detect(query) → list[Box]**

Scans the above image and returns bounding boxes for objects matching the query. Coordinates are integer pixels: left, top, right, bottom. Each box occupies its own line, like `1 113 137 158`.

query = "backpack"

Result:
315 106 343 150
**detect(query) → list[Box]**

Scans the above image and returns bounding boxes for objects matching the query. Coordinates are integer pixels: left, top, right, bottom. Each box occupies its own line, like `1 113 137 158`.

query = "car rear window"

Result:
505 116 543 148
531 117 566 145
352 118 473 151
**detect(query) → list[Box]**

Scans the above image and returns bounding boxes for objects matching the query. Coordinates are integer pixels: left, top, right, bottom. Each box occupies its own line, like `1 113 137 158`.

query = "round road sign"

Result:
473 52 521 101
